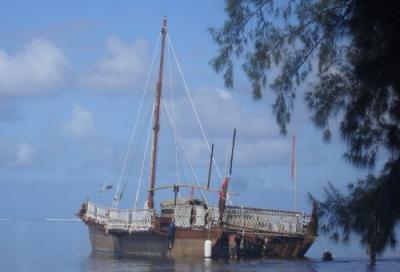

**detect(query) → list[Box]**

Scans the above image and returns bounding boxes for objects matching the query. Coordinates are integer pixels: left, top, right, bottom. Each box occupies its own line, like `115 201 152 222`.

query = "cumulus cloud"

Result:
15 143 35 165
162 87 289 167
84 36 148 92
62 105 97 138
0 140 35 167
172 88 278 140
0 39 69 96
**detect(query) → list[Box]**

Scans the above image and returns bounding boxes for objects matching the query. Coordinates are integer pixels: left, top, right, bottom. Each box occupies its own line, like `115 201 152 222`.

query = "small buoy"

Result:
322 251 334 261
204 240 212 258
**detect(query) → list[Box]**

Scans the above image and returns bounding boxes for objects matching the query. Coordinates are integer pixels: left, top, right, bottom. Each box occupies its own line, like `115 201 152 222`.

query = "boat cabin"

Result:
160 198 206 218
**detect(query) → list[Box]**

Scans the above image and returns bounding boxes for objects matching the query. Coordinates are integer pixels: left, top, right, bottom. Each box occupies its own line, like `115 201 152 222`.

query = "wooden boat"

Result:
78 17 318 259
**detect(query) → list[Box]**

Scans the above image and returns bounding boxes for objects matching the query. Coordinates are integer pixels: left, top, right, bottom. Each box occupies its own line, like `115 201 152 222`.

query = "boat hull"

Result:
87 221 169 257
85 221 315 259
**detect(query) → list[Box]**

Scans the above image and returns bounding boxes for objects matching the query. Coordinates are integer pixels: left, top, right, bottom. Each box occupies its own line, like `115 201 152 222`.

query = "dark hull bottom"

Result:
86 222 315 259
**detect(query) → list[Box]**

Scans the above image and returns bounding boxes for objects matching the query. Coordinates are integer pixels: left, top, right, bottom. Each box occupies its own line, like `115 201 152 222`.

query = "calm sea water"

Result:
1 220 399 272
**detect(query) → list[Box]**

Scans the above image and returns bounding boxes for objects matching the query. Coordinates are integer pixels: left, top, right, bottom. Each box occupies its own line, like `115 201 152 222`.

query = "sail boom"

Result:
150 183 239 196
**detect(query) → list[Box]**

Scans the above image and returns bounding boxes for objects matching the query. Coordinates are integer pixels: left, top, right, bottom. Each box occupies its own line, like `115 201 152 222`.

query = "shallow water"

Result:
1 220 398 272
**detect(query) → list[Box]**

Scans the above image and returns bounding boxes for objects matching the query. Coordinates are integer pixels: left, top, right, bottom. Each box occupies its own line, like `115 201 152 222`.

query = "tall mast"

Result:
147 17 167 209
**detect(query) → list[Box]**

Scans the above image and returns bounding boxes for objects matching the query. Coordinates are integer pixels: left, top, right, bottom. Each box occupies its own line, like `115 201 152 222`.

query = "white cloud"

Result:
172 87 279 140
84 36 148 92
0 140 35 167
0 39 69 96
62 105 96 138
15 143 35 165
162 87 289 167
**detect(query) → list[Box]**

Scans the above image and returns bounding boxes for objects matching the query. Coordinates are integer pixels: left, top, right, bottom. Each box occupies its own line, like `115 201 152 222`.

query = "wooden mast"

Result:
147 17 167 209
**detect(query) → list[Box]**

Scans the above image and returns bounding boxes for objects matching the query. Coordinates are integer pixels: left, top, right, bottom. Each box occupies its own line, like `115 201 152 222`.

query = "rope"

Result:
222 146 234 205
124 99 152 172
134 97 155 208
99 145 126 194
167 38 181 185
167 34 222 180
112 33 161 208
161 100 208 204
121 102 153 204
223 146 231 177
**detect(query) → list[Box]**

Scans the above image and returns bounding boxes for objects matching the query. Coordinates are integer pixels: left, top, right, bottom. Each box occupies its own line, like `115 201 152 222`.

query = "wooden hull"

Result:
85 221 315 259
87 221 169 257
86 221 222 258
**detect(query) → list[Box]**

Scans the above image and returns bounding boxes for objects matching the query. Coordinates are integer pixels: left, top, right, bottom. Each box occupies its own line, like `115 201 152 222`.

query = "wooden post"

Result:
207 143 214 189
173 185 179 206
229 129 236 176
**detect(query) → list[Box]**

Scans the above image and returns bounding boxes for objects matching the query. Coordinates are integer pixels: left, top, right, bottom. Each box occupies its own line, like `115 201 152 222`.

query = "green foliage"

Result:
312 158 400 254
211 0 400 262
210 0 353 134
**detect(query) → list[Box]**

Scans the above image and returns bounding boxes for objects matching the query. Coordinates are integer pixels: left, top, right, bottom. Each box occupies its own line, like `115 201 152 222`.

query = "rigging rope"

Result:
122 101 154 203
113 33 161 208
167 34 223 181
134 97 155 208
161 100 208 204
167 38 181 185
99 145 127 194
222 147 233 205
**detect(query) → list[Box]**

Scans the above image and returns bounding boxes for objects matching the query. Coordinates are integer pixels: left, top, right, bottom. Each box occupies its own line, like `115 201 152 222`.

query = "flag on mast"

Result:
291 135 296 181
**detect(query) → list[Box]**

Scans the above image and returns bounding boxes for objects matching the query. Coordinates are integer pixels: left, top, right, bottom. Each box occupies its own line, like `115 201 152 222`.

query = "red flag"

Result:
291 135 296 181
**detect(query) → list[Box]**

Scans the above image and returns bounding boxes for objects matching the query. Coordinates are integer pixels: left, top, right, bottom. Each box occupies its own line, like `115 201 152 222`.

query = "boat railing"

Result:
84 202 155 232
173 205 219 228
207 206 220 224
84 202 311 234
223 205 311 235
86 201 108 224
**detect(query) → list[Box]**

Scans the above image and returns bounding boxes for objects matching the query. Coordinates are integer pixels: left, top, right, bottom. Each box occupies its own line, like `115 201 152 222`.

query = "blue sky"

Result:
0 0 390 257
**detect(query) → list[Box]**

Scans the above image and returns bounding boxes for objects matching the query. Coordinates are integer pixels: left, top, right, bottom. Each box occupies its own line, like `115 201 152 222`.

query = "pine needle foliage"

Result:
211 0 400 264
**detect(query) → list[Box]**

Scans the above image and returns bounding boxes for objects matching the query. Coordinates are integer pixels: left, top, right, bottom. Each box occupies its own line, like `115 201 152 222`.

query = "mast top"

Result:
162 16 167 34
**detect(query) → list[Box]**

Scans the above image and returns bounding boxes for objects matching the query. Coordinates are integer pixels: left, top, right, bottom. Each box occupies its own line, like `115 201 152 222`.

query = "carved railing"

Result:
223 205 311 234
83 202 311 235
173 205 219 228
84 202 154 232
